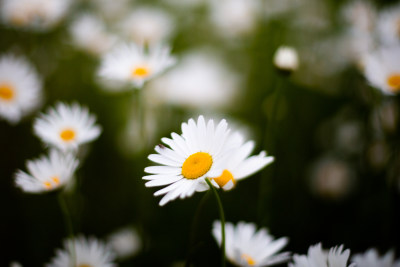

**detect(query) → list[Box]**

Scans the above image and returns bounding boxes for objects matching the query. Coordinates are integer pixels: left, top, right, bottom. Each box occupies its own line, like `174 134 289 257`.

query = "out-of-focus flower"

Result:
9 262 22 267
367 140 390 170
309 157 355 200
363 46 400 94
119 7 174 45
143 115 239 206
371 100 399 135
0 54 42 124
342 0 376 34
0 0 71 31
15 150 79 193
212 221 290 266
377 4 400 46
98 43 176 89
107 227 142 260
46 235 115 267
91 0 130 21
146 51 240 110
352 248 400 267
69 13 117 56
33 102 102 152
273 46 299 74
211 136 274 190
208 0 261 38
289 243 355 267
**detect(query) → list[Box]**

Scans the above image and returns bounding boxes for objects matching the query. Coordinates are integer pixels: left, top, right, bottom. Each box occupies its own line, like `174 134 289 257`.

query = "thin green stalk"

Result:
57 193 76 267
205 178 226 267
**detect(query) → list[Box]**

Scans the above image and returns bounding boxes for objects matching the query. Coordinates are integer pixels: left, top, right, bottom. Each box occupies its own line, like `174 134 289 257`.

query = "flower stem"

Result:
57 193 76 266
205 178 226 267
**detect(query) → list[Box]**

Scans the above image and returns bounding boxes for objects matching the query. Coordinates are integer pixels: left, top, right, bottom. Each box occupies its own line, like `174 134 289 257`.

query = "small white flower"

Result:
273 46 299 73
15 150 78 193
289 243 355 267
363 46 400 94
98 43 176 89
352 248 400 267
119 7 174 45
70 13 117 56
107 227 142 259
212 221 290 267
46 235 115 267
211 135 274 190
377 4 400 46
33 102 102 152
0 54 42 124
1 0 71 31
143 115 239 206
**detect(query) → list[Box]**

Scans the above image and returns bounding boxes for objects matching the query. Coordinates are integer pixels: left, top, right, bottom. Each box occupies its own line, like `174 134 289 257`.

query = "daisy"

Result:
0 54 42 124
33 102 102 152
107 227 142 259
212 221 290 267
377 4 400 46
15 150 78 193
289 243 355 267
143 115 239 206
46 235 115 267
211 135 274 191
273 46 299 74
352 248 400 267
98 43 176 88
363 46 400 94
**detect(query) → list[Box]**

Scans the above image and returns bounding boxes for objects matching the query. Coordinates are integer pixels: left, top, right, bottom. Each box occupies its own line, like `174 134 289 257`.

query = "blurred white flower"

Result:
119 7 174 45
342 0 377 34
146 51 240 110
352 248 400 267
143 115 239 206
33 102 102 152
212 221 290 266
273 46 299 73
15 150 79 193
208 0 261 38
107 227 142 259
363 46 400 94
69 13 117 56
289 243 355 267
377 3 400 46
46 235 115 267
91 0 131 21
98 43 176 89
0 0 71 31
0 54 42 124
9 262 22 267
263 0 303 19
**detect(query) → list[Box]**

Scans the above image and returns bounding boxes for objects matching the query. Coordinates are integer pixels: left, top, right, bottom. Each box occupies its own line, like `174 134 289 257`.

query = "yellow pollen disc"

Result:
212 170 236 188
131 66 150 78
51 177 60 185
182 152 213 179
0 83 15 101
387 74 400 92
60 129 76 142
241 254 256 266
43 181 52 189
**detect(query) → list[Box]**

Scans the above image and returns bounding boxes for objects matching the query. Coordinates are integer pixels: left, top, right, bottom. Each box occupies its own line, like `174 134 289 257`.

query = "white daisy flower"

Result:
15 150 78 193
377 4 400 46
107 227 142 260
1 0 71 31
352 248 400 267
98 43 176 89
289 243 355 267
211 135 274 191
143 115 240 206
363 46 400 94
119 7 174 45
212 221 290 267
46 235 115 267
273 46 299 73
69 13 117 56
0 54 42 124
33 102 102 152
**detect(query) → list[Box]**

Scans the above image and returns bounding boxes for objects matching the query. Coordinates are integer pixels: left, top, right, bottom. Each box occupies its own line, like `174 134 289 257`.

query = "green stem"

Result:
205 178 226 267
57 193 76 267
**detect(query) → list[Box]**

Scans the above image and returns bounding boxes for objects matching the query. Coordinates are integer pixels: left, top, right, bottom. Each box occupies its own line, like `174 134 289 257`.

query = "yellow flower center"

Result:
212 170 236 188
387 74 400 92
60 129 76 142
0 83 15 101
131 66 150 78
241 254 256 266
182 152 213 179
43 176 60 189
